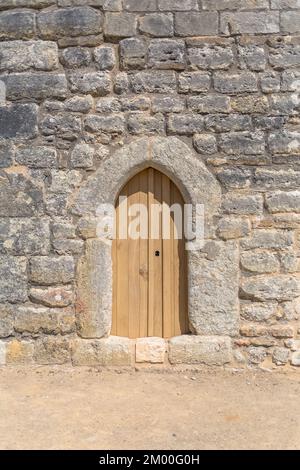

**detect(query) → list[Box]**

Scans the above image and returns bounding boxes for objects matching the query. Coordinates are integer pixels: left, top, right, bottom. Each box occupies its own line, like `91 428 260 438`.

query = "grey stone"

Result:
0 104 38 140
158 0 199 10
152 96 185 113
65 95 94 113
269 131 300 155
175 12 218 37
219 132 265 155
72 337 132 366
104 12 137 39
188 46 234 70
16 146 57 168
29 256 75 286
6 73 68 100
148 39 186 70
139 13 173 37
0 256 27 303
193 134 217 155
38 7 103 39
241 275 300 301
241 251 280 274
71 143 94 169
0 218 50 255
169 335 232 365
120 37 147 70
239 46 266 72
167 114 204 135
0 141 14 168
68 72 111 96
214 72 258 94
60 47 91 68
220 12 279 35
124 0 156 10
269 45 300 70
260 72 281 93
266 191 300 213
30 286 73 308
241 229 293 251
94 46 116 70
178 72 210 93
0 10 35 40
0 170 43 216
131 71 177 93
217 217 251 240
188 95 230 114
272 347 290 365
85 114 125 134
241 303 277 322
205 114 251 133
136 337 166 363
0 305 14 338
222 194 263 216
0 41 59 72
34 337 71 365
281 11 300 34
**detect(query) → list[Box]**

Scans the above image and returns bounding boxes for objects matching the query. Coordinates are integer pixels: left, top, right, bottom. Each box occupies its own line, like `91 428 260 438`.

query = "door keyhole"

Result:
155 250 160 257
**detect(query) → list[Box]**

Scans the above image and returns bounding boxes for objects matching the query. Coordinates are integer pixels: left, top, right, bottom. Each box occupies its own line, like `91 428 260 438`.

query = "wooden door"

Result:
112 168 188 339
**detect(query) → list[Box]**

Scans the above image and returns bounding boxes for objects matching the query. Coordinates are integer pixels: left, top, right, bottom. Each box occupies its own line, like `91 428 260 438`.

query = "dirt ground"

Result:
0 366 299 450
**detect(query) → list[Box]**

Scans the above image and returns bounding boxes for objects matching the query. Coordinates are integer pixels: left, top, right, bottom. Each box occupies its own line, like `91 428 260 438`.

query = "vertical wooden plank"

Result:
162 174 172 338
139 169 149 337
128 173 140 339
116 185 129 337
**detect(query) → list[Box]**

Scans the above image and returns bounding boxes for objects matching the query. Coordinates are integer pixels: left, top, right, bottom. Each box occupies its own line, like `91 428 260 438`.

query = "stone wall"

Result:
0 0 300 369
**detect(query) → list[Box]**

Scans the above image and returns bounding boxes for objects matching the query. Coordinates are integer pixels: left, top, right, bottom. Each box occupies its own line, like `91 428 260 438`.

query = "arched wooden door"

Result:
112 168 189 339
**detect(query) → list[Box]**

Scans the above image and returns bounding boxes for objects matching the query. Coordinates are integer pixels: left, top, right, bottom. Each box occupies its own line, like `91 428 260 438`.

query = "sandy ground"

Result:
0 366 299 450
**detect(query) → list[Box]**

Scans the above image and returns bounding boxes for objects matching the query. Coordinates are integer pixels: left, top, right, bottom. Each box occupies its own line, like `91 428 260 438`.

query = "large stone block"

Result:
169 335 232 365
0 256 27 303
189 241 239 336
6 73 68 101
29 256 75 285
0 104 38 139
0 170 43 217
136 337 166 363
0 41 59 73
241 275 300 301
38 7 103 39
0 10 35 40
72 337 132 366
0 218 50 255
175 12 218 36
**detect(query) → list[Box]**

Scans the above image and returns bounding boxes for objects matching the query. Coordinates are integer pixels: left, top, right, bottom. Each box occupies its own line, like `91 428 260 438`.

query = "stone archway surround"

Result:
72 137 239 366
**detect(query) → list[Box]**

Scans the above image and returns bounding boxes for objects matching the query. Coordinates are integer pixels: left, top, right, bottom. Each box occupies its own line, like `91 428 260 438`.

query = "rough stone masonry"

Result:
0 0 300 369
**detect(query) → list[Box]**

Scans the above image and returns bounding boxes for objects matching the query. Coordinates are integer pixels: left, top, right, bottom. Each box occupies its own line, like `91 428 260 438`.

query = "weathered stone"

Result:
71 143 94 169
241 275 300 301
124 0 156 11
189 241 239 336
38 7 103 39
16 146 57 168
60 47 92 68
291 351 300 366
0 170 43 217
0 218 50 255
269 45 300 70
0 41 58 73
104 12 137 39
139 13 173 37
127 112 165 135
34 337 71 365
0 141 14 168
148 39 186 70
0 104 38 139
5 340 34 365
158 0 198 10
241 251 280 273
219 132 265 155
188 95 230 114
65 95 94 113
6 73 68 101
0 305 14 338
269 131 300 155
217 217 251 240
68 72 111 96
206 114 251 132
14 306 75 335
266 191 300 213
214 72 258 94
120 37 147 69
94 46 116 70
85 114 125 134
136 337 166 363
131 71 177 93
220 12 279 35
188 46 234 70
241 302 277 322
0 256 27 303
169 335 232 365
167 114 204 135
241 229 294 250
175 12 218 37
178 72 210 93
30 286 73 308
222 194 263 216
0 10 35 40
152 96 185 113
231 95 269 114
72 337 132 366
29 256 75 285
239 46 266 71
193 134 217 155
